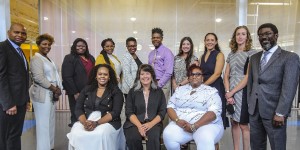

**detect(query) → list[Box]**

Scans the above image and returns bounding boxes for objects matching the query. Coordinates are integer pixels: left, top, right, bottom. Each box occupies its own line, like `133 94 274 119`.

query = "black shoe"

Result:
68 123 74 127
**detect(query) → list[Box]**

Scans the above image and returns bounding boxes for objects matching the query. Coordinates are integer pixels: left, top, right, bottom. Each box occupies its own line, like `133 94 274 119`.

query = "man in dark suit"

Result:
247 23 300 150
0 23 30 150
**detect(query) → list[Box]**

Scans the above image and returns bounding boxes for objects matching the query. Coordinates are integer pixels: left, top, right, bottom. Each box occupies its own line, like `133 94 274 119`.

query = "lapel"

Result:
260 47 281 74
75 55 86 73
5 40 28 71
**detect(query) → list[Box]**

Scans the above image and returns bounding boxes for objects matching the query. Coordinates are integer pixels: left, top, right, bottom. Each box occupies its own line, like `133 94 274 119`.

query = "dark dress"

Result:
200 50 229 128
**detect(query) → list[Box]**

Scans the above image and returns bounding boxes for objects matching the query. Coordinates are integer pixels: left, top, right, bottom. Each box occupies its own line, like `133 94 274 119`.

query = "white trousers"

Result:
163 122 224 150
32 98 56 150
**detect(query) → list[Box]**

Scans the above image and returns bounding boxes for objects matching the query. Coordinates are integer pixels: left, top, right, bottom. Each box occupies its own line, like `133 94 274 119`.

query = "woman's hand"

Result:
141 122 154 132
138 125 146 137
74 93 80 100
183 123 193 133
225 91 234 99
172 83 178 91
227 97 235 105
176 119 189 128
84 120 96 131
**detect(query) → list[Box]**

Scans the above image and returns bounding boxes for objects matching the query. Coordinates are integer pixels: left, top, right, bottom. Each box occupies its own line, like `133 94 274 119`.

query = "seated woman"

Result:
67 64 124 150
123 64 166 150
163 64 224 150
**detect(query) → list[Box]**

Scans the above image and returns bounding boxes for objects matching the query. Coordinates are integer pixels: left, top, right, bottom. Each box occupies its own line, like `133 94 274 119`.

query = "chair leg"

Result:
215 143 219 150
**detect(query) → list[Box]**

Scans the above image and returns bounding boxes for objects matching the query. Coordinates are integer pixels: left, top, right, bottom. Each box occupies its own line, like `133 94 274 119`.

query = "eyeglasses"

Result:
258 32 273 38
127 45 137 48
189 72 204 77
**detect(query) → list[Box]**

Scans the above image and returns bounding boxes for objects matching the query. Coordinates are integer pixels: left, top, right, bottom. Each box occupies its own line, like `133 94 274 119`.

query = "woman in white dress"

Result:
163 64 224 150
67 64 124 150
29 33 62 150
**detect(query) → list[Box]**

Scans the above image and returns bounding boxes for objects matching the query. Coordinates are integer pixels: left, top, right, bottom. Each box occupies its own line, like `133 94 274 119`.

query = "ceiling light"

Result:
130 17 136 21
85 38 89 40
72 31 76 33
215 18 222 23
133 31 138 34
43 17 48 20
291 51 294 52
250 2 290 6
137 44 142 51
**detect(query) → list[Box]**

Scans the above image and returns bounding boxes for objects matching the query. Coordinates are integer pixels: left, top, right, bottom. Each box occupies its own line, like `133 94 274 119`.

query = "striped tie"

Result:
16 47 23 57
260 51 270 70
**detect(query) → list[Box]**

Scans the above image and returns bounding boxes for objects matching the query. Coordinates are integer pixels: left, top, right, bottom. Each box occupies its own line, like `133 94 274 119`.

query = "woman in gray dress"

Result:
224 26 256 150
172 37 198 91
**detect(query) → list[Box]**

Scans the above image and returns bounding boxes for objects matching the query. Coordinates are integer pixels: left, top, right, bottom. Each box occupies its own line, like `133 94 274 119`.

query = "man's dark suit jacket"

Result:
75 85 124 129
0 40 29 111
248 46 300 119
62 54 95 95
123 87 167 128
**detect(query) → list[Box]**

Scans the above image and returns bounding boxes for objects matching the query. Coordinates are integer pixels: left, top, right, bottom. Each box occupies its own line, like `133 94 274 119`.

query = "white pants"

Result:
67 111 125 150
32 98 56 150
163 122 224 150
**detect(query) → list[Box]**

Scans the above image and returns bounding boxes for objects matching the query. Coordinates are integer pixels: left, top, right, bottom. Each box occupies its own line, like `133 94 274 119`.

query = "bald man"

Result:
0 23 30 150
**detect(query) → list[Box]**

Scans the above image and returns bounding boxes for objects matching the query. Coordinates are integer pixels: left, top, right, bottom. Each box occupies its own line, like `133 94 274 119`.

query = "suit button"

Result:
256 93 258 95
84 105 86 107
258 82 261 84
108 105 110 107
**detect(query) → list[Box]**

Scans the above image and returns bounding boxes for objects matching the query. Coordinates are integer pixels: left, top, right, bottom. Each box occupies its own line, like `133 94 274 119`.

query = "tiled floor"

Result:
21 109 300 150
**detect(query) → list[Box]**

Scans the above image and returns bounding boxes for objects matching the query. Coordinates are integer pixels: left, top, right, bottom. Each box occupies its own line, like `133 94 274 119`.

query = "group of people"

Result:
0 22 299 150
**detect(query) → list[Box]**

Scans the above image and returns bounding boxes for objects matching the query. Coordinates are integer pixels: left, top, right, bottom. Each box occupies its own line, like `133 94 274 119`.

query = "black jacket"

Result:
0 40 29 111
75 85 124 129
123 87 167 128
62 54 95 95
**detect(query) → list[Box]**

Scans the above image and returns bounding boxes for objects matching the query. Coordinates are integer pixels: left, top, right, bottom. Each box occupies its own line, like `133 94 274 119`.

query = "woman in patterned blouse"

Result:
172 37 198 91
163 64 224 150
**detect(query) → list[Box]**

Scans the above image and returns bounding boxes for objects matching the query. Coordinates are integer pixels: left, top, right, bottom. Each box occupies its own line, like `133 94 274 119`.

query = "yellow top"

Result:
95 54 121 74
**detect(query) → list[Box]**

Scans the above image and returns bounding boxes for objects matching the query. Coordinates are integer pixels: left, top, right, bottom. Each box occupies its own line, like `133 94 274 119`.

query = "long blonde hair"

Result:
229 26 252 53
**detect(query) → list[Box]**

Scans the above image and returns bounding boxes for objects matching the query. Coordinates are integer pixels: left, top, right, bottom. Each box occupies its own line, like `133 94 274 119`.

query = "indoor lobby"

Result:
1 0 300 150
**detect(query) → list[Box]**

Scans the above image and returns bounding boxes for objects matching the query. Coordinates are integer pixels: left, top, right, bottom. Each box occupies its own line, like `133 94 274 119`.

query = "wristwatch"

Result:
175 118 179 123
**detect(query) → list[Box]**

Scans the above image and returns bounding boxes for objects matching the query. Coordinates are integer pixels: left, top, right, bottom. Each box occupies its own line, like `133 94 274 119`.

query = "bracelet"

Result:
226 90 230 93
190 124 197 132
175 118 179 123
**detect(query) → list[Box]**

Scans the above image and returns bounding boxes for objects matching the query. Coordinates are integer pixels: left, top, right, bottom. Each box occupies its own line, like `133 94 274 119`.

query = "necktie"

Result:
16 47 23 57
260 51 270 70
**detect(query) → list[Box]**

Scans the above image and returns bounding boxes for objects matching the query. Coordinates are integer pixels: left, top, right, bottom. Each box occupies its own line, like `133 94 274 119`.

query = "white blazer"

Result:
121 51 140 94
29 53 62 103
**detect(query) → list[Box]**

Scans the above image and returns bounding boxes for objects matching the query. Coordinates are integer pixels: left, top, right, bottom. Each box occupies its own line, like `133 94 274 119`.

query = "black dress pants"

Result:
68 95 77 123
0 104 26 150
124 124 162 150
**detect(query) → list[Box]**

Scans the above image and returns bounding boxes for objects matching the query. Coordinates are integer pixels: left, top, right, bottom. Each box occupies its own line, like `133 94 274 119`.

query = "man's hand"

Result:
273 115 285 127
26 102 31 111
6 105 17 115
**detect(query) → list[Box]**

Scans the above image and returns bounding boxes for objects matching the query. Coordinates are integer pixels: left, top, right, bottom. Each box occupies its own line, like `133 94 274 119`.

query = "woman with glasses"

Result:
199 33 229 130
121 37 143 98
224 26 256 150
163 64 224 150
95 38 122 84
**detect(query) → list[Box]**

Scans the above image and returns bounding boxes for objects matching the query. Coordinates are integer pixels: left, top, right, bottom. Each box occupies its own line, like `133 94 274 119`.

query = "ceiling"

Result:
10 0 39 43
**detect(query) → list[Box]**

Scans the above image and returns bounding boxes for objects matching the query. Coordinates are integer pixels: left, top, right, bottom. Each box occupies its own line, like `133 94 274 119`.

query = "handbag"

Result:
226 103 235 114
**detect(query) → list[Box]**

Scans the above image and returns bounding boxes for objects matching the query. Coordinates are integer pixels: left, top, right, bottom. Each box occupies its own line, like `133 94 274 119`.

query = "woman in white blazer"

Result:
121 37 143 98
29 34 62 150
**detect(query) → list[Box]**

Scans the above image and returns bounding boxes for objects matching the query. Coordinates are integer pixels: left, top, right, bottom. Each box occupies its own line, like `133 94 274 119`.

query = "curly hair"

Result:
87 64 118 92
100 38 115 65
229 26 252 53
126 37 136 45
187 64 202 77
177 37 194 70
36 33 54 45
152 27 163 37
70 38 91 58
204 33 221 52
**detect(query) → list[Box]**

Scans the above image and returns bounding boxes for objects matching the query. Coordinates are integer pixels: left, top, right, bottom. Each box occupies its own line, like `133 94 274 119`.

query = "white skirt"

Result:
67 111 124 150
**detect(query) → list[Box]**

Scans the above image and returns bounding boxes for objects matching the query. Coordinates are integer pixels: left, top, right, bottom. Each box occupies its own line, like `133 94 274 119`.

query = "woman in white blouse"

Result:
29 34 62 150
163 64 224 150
121 37 143 98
